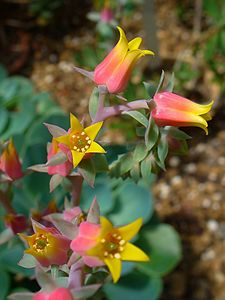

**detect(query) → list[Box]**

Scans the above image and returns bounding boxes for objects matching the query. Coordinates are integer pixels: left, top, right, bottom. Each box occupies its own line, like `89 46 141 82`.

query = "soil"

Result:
1 1 225 299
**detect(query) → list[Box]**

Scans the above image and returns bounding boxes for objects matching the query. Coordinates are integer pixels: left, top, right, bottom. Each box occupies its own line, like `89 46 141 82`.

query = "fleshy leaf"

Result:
122 110 148 128
45 214 78 239
18 253 37 269
49 174 63 192
86 197 100 224
44 123 67 138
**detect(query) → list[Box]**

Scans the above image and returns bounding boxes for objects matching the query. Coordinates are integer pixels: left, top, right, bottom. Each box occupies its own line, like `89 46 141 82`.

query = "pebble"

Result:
207 220 219 232
201 248 215 261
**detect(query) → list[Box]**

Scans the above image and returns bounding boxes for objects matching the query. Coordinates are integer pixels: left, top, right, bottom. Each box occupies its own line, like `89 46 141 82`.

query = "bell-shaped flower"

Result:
47 139 73 176
55 114 105 168
34 288 73 300
71 217 149 283
152 92 213 134
0 140 23 180
20 221 70 267
94 26 154 93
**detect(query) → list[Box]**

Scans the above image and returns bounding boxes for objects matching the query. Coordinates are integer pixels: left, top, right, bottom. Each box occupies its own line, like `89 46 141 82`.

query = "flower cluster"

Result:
2 25 214 300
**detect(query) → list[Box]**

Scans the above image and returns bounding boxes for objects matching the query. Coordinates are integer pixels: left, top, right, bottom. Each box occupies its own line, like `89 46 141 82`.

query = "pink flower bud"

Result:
94 27 154 94
34 288 73 300
0 140 23 180
100 7 113 23
152 92 213 135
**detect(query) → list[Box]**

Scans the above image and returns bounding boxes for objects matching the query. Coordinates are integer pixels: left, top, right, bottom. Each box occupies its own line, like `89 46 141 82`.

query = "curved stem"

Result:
94 99 150 122
0 190 15 214
69 175 84 206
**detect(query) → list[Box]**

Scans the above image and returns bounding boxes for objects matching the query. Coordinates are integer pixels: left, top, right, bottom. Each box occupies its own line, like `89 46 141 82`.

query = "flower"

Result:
152 92 213 134
55 113 105 168
20 222 70 267
71 217 149 283
94 26 154 94
0 140 23 180
33 288 73 300
47 139 73 176
4 213 27 234
100 7 113 23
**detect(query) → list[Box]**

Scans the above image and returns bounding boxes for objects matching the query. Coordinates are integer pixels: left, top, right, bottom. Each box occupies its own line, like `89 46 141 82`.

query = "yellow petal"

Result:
128 37 142 50
85 141 106 154
100 216 113 237
72 150 85 167
84 122 103 140
55 135 70 147
118 218 143 241
70 113 83 131
104 257 122 283
121 242 149 262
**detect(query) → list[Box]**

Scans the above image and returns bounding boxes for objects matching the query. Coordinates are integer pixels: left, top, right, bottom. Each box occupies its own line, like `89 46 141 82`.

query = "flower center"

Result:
69 130 91 152
101 232 126 259
33 234 49 252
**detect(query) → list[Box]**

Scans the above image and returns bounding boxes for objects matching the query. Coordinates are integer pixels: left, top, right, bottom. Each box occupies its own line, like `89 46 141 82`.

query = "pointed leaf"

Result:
165 72 175 92
36 266 57 292
44 123 67 137
18 253 37 269
72 284 101 300
45 214 78 239
78 159 96 187
145 117 159 151
49 174 63 192
28 164 48 173
46 151 67 167
89 87 99 120
156 134 168 170
143 82 157 98
133 144 148 163
123 111 148 128
87 197 100 224
0 228 14 245
8 293 34 300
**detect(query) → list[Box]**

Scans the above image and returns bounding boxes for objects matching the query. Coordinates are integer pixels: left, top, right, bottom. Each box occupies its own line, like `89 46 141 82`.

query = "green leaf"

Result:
92 154 108 172
168 127 191 140
130 162 140 182
137 224 182 276
145 117 159 151
155 70 165 94
165 72 175 92
89 87 99 120
156 134 168 170
78 159 96 187
133 144 148 163
103 271 162 300
110 153 134 177
123 111 149 128
108 180 153 224
143 82 157 98
141 155 153 184
0 271 10 300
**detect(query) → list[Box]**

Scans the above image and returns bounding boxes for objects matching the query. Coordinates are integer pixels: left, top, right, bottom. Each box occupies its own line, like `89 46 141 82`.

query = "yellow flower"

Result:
55 113 106 167
20 223 70 267
71 217 149 283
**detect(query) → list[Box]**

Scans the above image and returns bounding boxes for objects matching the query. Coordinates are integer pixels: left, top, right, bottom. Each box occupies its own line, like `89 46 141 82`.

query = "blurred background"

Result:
0 0 224 299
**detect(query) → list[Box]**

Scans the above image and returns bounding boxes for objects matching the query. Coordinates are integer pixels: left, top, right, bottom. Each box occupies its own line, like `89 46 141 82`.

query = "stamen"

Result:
87 140 91 144
85 137 90 141
114 253 121 259
112 233 117 238
81 148 85 152
101 238 106 243
119 240 125 246
104 251 108 257
81 131 85 136
119 246 124 252
73 146 77 150
85 145 89 149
